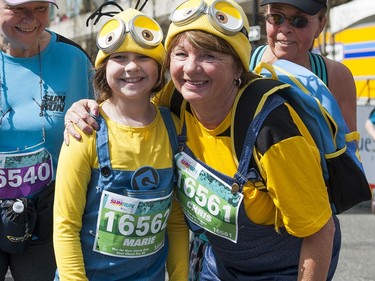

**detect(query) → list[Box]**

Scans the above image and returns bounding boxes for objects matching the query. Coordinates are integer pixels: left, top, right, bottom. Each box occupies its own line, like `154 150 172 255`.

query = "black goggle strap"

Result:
86 1 124 27
86 0 149 27
135 0 149 11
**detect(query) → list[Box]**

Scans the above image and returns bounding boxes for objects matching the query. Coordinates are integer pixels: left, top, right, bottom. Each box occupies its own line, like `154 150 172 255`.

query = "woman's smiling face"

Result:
265 3 326 64
169 35 239 107
0 1 50 50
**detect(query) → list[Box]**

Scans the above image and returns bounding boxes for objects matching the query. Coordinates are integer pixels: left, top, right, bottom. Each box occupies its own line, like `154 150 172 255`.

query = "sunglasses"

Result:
265 13 310 28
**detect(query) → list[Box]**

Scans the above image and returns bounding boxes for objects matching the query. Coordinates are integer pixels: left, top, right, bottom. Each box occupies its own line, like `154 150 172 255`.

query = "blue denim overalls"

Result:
79 107 177 281
176 112 341 281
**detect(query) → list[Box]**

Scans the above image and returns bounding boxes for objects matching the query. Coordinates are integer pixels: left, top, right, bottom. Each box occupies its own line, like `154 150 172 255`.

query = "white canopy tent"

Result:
329 0 375 34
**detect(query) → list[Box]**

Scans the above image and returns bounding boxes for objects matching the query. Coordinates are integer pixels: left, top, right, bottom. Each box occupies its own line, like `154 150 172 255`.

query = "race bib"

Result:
0 148 53 198
175 152 243 243
94 190 173 258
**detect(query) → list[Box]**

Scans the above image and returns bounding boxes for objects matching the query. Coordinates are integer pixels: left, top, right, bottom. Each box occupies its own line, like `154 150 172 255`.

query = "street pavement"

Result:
5 202 375 281
333 202 375 281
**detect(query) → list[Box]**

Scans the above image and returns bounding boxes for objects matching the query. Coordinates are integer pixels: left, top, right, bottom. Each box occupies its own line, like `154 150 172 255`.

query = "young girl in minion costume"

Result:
53 7 188 281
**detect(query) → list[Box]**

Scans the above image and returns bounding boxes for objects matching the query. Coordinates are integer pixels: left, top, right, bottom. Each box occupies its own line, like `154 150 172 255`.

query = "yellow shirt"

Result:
165 84 332 238
54 105 188 281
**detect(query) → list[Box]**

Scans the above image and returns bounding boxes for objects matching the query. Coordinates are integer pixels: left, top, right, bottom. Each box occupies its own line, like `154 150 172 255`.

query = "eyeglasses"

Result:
96 14 163 53
265 13 310 28
170 0 248 37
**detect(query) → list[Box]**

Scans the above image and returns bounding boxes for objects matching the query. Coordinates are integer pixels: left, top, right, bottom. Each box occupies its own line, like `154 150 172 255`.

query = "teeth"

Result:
187 80 205 85
16 26 37 32
124 77 142 83
278 40 294 45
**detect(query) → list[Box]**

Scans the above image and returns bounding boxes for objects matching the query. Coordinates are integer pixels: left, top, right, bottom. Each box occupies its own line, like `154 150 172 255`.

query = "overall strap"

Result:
159 106 178 155
234 94 286 189
232 79 289 190
159 106 179 185
96 114 114 183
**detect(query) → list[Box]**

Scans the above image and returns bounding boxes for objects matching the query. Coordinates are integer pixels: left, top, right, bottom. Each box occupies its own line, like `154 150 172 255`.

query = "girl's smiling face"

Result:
106 52 159 101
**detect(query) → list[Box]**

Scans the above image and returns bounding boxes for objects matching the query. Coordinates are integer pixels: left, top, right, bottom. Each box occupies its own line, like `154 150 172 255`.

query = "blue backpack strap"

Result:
249 45 267 71
309 52 328 86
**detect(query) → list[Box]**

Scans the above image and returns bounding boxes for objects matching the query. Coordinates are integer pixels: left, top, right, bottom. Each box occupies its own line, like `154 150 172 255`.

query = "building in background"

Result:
314 0 375 191
315 0 375 104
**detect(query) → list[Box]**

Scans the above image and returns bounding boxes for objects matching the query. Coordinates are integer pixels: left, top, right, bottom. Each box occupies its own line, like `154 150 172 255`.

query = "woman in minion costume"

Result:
53 5 188 281
159 0 341 280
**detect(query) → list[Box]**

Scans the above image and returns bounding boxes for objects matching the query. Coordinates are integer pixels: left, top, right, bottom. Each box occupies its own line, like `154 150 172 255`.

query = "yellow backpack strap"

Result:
346 131 360 142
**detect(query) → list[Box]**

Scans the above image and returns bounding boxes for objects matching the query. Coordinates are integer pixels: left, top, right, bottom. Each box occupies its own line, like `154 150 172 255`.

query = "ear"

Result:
316 16 327 38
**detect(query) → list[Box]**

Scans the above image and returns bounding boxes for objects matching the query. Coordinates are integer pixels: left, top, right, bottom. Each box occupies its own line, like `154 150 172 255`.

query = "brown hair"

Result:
162 30 257 86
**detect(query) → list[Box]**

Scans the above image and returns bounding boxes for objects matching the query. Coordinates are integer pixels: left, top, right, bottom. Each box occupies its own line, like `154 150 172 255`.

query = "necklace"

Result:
35 42 45 117
107 100 156 127
0 41 46 153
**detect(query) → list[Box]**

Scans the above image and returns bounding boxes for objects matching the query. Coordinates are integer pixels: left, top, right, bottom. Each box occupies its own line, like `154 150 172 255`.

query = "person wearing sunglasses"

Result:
53 6 188 281
0 0 94 280
250 0 357 133
62 0 340 280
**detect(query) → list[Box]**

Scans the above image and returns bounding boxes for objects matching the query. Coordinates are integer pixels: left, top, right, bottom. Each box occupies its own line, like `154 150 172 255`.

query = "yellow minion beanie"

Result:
95 8 166 67
165 0 251 69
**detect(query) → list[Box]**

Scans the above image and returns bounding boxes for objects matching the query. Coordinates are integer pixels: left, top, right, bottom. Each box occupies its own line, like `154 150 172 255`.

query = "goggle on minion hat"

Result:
94 8 165 67
165 0 251 69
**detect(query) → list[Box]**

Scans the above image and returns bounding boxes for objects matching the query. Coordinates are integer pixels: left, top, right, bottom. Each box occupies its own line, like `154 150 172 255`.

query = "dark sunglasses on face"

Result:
265 13 309 28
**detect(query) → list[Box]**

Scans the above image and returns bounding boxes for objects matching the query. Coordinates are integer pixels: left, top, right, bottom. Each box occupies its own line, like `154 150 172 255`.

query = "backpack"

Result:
249 45 329 85
239 59 371 214
169 59 371 214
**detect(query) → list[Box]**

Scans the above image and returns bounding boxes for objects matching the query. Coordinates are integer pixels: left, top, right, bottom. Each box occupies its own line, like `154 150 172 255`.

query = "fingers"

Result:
76 114 97 134
64 121 81 145
87 100 100 117
63 125 70 145
64 100 100 142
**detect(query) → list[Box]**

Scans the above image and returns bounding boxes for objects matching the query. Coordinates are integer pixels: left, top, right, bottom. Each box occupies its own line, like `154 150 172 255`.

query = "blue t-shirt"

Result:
0 30 94 181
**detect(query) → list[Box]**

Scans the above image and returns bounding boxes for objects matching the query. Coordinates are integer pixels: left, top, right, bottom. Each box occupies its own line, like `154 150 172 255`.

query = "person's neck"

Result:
104 98 156 127
264 46 311 70
0 31 50 57
190 86 238 130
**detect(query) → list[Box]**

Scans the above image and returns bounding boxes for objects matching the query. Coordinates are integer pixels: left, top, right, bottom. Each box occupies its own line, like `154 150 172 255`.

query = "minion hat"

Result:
95 8 165 67
165 0 251 69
